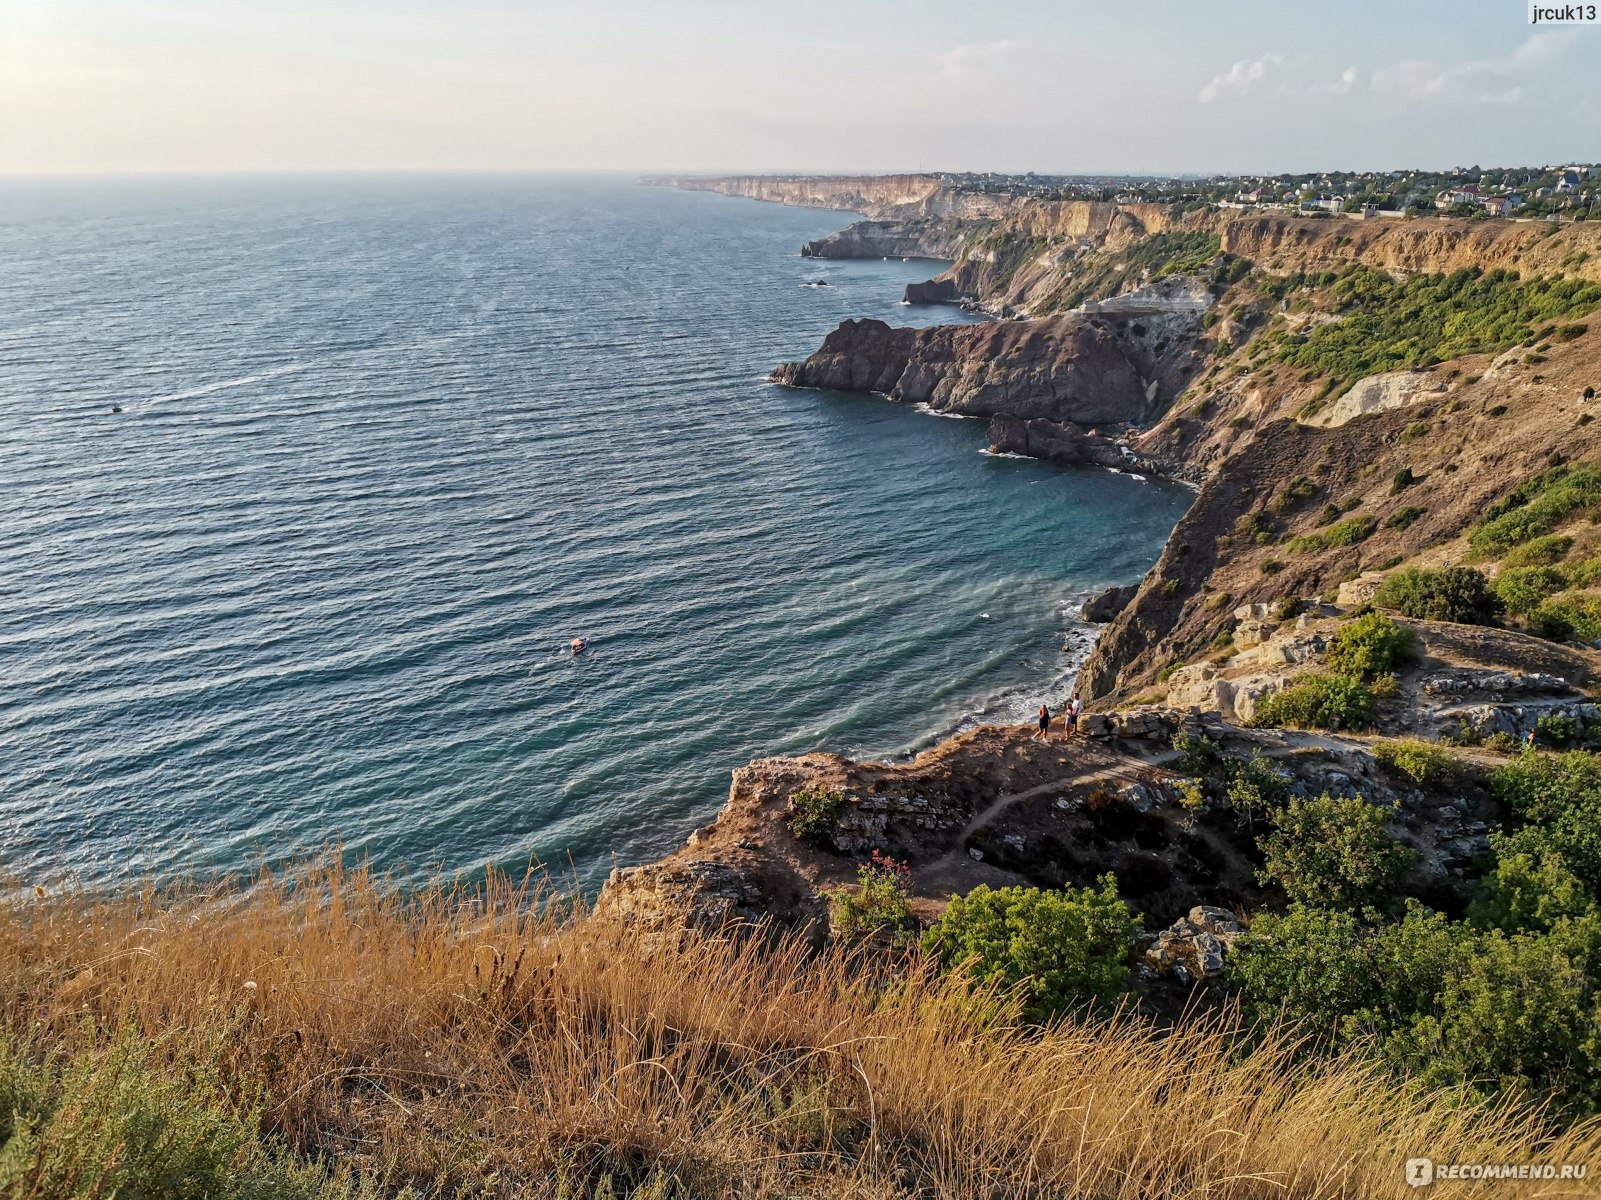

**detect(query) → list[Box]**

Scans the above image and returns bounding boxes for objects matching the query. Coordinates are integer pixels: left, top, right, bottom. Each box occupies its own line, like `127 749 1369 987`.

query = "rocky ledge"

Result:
772 311 1207 428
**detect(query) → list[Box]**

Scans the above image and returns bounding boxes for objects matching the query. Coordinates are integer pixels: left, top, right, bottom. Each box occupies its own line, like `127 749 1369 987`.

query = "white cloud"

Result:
1198 52 1282 103
1201 55 1363 103
936 40 1018 80
1370 33 1574 103
1323 66 1360 96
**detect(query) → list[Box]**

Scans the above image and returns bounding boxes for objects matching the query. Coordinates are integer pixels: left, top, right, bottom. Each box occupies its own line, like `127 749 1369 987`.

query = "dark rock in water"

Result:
1082 584 1140 624
988 412 1137 473
813 279 830 287
111 405 123 413
773 316 1178 427
903 277 960 305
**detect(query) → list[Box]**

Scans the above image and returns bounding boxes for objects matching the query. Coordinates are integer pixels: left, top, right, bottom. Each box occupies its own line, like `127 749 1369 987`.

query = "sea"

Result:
0 174 1192 889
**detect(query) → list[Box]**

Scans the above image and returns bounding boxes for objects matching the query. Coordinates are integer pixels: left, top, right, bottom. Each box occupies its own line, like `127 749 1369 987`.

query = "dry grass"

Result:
0 857 1595 1198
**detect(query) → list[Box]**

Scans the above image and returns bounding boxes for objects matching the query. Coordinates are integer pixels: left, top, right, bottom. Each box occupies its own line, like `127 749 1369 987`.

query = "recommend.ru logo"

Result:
1406 1157 1589 1186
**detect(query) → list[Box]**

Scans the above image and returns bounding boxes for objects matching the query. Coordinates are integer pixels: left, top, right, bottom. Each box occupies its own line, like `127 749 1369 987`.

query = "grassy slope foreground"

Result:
1 860 1596 1199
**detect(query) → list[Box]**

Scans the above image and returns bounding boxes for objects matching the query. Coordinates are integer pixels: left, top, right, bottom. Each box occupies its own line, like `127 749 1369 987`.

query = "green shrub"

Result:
1390 467 1416 493
1468 829 1597 934
1373 565 1501 624
1258 265 1601 388
1470 463 1601 556
788 787 846 848
1326 612 1417 680
1233 901 1601 1114
1385 505 1426 530
1269 474 1317 513
1503 534 1574 567
1536 714 1581 747
1372 738 1469 788
1491 750 1601 890
1493 565 1568 616
0 1029 362 1200
1563 555 1601 586
1224 752 1293 817
1286 515 1377 554
922 879 1139 1021
1172 731 1223 776
1258 793 1417 910
1535 593 1601 642
829 852 913 942
1259 558 1285 575
1250 672 1377 731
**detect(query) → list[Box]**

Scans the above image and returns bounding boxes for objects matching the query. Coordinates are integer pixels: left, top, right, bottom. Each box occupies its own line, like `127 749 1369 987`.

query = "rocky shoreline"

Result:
615 175 1601 1003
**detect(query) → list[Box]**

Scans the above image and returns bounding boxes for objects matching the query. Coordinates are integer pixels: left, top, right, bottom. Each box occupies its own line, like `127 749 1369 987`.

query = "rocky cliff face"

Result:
772 312 1207 426
648 174 952 220
801 219 975 261
1078 320 1601 700
1219 214 1601 283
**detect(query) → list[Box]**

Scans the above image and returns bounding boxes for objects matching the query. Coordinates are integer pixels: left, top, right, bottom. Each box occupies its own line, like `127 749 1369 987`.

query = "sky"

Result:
2 0 1597 176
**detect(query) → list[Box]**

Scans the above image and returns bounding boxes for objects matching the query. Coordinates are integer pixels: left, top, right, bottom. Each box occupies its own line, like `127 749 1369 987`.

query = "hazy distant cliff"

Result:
645 174 946 219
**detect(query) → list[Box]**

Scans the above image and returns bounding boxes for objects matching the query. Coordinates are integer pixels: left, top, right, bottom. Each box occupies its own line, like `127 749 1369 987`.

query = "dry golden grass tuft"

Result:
0 856 1595 1198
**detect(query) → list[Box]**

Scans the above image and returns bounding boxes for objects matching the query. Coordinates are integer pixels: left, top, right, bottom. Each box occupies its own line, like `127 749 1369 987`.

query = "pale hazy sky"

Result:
3 0 1597 176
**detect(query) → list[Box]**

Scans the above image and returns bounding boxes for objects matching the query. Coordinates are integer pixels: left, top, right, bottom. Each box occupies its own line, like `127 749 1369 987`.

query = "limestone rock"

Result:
1145 906 1242 981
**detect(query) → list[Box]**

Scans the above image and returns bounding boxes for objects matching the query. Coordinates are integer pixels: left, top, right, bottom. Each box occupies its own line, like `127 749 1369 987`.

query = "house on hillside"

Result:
1481 195 1512 217
1435 185 1482 209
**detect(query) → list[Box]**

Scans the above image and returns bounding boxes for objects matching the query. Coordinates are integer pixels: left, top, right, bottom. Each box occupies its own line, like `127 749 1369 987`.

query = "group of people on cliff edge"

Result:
1032 693 1083 743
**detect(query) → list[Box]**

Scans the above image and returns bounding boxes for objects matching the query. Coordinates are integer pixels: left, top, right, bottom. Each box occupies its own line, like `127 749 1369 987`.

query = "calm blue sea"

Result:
0 174 1190 887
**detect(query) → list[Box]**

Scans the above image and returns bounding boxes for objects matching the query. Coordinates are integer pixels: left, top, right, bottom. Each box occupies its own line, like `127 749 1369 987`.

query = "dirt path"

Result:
913 740 1184 899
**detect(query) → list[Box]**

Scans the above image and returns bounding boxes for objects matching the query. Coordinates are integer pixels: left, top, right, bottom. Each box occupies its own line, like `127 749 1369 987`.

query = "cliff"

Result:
646 174 946 219
774 272 1216 430
770 309 1209 427
1218 213 1601 283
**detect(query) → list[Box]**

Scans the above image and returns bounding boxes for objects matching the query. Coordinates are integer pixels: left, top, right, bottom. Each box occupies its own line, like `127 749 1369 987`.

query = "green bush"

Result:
1390 467 1416 494
1233 901 1601 1114
1250 672 1377 731
1491 750 1601 891
1535 593 1601 642
1372 738 1468 788
1224 752 1293 817
1258 265 1601 388
1326 612 1417 680
1470 463 1601 557
829 852 913 942
1385 506 1426 530
1563 555 1601 587
1269 474 1317 513
1536 713 1581 747
788 787 846 849
1286 515 1377 554
921 878 1139 1021
1502 534 1574 567
1493 565 1567 616
1258 793 1417 910
0 1029 364 1200
1373 565 1501 625
1468 829 1596 934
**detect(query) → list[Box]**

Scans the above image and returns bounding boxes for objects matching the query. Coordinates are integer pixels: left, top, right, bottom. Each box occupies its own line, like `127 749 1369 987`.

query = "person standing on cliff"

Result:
1066 693 1083 737
1033 704 1052 743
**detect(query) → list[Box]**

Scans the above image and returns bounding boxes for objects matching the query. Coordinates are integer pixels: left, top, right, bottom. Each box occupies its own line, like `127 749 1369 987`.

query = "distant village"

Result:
934 164 1600 220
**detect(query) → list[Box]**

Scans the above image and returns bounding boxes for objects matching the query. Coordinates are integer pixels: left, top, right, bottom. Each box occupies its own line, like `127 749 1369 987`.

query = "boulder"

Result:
1083 584 1139 623
1145 906 1242 981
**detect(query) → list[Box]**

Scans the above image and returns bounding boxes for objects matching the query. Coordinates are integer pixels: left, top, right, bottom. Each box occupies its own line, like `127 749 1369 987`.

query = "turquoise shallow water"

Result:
0 174 1191 887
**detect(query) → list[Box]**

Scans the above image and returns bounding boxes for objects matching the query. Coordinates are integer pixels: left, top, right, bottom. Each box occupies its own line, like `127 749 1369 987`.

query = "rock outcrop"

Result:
988 414 1158 474
802 220 974 261
773 310 1209 427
